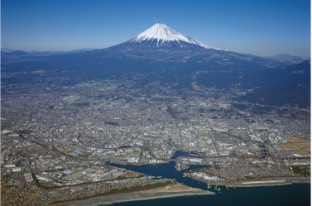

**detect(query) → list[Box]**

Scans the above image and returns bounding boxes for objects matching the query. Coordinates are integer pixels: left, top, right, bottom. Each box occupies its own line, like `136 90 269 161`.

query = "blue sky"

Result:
1 0 310 56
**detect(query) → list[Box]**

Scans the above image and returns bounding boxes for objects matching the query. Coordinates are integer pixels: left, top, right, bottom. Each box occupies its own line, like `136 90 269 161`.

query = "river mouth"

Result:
106 151 212 191
107 161 211 191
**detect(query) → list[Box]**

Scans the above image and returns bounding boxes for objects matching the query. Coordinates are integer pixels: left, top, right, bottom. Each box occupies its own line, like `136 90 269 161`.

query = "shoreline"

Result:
50 183 214 206
189 175 310 188
236 177 310 188
49 178 310 206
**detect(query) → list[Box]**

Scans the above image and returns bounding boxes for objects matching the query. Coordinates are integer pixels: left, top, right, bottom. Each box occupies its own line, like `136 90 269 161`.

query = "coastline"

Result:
188 175 310 188
237 176 310 187
50 183 214 206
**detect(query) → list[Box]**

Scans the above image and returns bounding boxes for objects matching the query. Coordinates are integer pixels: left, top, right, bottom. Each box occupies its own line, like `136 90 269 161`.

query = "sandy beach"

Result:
51 183 214 206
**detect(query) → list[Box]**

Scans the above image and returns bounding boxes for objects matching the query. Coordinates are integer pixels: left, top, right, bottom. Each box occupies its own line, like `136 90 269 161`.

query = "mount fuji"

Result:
107 23 225 55
130 23 213 49
102 23 274 63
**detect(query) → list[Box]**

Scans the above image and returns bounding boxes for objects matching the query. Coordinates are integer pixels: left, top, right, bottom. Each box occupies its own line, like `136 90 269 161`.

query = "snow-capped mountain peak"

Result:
132 23 213 49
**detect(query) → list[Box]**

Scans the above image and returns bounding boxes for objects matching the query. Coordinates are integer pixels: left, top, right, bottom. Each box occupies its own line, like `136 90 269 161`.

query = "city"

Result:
1 68 310 205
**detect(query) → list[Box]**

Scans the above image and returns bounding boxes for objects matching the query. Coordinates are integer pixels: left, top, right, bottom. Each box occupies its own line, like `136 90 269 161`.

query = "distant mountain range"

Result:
1 23 310 108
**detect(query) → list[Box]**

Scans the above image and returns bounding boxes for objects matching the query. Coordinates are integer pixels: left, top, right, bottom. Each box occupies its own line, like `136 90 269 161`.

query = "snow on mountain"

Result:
132 23 216 49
